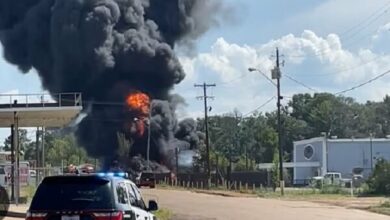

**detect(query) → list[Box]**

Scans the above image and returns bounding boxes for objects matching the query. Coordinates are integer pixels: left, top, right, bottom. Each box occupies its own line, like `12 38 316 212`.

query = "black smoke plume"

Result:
0 0 221 171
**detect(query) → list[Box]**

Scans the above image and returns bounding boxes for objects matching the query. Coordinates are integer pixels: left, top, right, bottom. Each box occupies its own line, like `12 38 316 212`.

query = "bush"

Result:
380 200 390 208
367 159 390 195
320 185 344 194
310 179 323 189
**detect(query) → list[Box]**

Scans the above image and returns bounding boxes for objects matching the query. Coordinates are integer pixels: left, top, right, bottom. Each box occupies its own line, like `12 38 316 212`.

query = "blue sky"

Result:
2 0 390 141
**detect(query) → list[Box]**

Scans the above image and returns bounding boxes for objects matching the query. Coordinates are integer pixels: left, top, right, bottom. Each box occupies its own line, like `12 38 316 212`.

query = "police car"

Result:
26 172 158 220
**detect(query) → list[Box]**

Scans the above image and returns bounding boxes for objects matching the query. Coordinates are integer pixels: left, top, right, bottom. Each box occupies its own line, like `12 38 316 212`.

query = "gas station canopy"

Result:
0 93 83 128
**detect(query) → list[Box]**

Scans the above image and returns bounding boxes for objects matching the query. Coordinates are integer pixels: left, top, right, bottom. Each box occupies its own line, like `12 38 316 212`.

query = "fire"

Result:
126 92 150 115
126 92 150 137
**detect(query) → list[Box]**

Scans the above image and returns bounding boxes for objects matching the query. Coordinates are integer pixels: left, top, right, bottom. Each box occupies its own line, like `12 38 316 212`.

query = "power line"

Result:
214 65 275 87
334 68 390 95
341 4 390 41
284 74 318 92
292 55 383 77
243 96 275 117
248 68 277 87
342 19 389 48
340 1 390 37
219 72 249 86
287 3 390 59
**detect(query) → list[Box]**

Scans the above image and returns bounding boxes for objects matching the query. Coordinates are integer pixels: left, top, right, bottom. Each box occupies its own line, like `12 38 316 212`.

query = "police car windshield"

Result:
30 176 114 210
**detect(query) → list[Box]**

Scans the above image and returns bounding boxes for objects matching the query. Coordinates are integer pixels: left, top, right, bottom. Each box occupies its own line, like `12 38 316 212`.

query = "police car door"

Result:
115 182 136 220
126 182 150 220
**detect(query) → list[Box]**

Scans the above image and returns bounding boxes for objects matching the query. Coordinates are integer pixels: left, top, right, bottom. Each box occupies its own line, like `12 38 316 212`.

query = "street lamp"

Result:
248 48 285 196
248 68 277 87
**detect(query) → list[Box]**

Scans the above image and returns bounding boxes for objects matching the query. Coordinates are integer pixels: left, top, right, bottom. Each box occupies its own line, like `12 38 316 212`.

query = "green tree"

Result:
24 142 37 161
367 159 390 195
3 129 31 152
46 134 89 167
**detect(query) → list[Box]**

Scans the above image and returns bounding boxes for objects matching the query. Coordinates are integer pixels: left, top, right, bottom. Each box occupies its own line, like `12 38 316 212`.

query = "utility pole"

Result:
195 82 216 188
272 47 285 196
41 127 45 178
175 147 179 175
10 124 15 202
35 127 40 185
13 111 19 205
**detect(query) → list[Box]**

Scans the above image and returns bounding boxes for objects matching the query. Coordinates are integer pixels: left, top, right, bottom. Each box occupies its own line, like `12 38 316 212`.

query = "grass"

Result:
368 200 390 216
253 187 353 200
153 209 173 220
20 185 37 203
157 182 353 200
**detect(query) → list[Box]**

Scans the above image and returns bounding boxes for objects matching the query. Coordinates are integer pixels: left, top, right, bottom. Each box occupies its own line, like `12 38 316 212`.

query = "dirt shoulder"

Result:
181 187 390 215
142 188 389 220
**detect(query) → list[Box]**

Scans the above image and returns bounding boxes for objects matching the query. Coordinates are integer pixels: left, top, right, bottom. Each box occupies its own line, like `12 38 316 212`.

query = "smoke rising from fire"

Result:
0 0 224 170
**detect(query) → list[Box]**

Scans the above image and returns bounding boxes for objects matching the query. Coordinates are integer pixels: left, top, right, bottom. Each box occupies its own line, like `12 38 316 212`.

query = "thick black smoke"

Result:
0 0 220 170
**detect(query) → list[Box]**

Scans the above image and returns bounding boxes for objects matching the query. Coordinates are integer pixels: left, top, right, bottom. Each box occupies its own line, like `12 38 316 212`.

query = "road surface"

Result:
141 189 389 220
3 189 388 220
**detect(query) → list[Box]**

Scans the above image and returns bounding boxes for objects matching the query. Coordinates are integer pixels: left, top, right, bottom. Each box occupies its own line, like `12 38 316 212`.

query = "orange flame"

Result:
126 92 150 137
126 92 150 115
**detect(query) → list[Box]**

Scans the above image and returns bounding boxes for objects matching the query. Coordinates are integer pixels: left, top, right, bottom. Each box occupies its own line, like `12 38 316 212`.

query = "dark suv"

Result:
136 172 155 188
26 173 158 220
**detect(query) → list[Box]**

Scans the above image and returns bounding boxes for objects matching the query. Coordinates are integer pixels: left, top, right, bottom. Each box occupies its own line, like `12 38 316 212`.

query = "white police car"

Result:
26 172 158 220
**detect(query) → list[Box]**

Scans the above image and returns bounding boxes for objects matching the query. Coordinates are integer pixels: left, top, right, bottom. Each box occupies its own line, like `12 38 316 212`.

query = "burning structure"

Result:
0 0 223 172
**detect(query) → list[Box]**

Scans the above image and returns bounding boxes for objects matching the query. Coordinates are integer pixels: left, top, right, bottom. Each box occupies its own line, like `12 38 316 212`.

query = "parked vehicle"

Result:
26 172 158 220
29 170 36 178
310 172 353 187
136 172 156 188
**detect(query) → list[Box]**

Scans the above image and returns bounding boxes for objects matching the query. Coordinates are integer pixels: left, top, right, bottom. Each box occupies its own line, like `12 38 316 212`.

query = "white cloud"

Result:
179 56 197 81
197 38 273 82
373 22 390 40
176 29 390 117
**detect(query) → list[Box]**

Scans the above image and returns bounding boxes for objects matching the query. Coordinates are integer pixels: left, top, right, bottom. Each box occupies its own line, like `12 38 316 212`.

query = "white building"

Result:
293 137 390 184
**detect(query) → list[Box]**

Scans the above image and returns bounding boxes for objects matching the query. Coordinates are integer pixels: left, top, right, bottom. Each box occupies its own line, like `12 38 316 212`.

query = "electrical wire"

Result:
341 6 390 41
284 74 318 92
250 68 277 87
219 72 249 86
334 68 390 95
339 1 390 37
292 55 383 77
286 2 390 59
243 96 276 117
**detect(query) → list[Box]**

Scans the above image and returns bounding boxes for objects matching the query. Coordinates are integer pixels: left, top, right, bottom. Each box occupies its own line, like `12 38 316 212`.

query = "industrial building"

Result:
293 136 390 184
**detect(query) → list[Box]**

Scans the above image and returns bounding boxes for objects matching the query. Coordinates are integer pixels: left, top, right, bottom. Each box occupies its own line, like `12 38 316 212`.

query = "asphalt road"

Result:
3 189 388 220
141 189 389 220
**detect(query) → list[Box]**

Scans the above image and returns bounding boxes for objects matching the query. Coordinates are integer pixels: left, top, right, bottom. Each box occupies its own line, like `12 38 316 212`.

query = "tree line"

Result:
1 92 389 174
0 129 94 168
195 93 390 172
